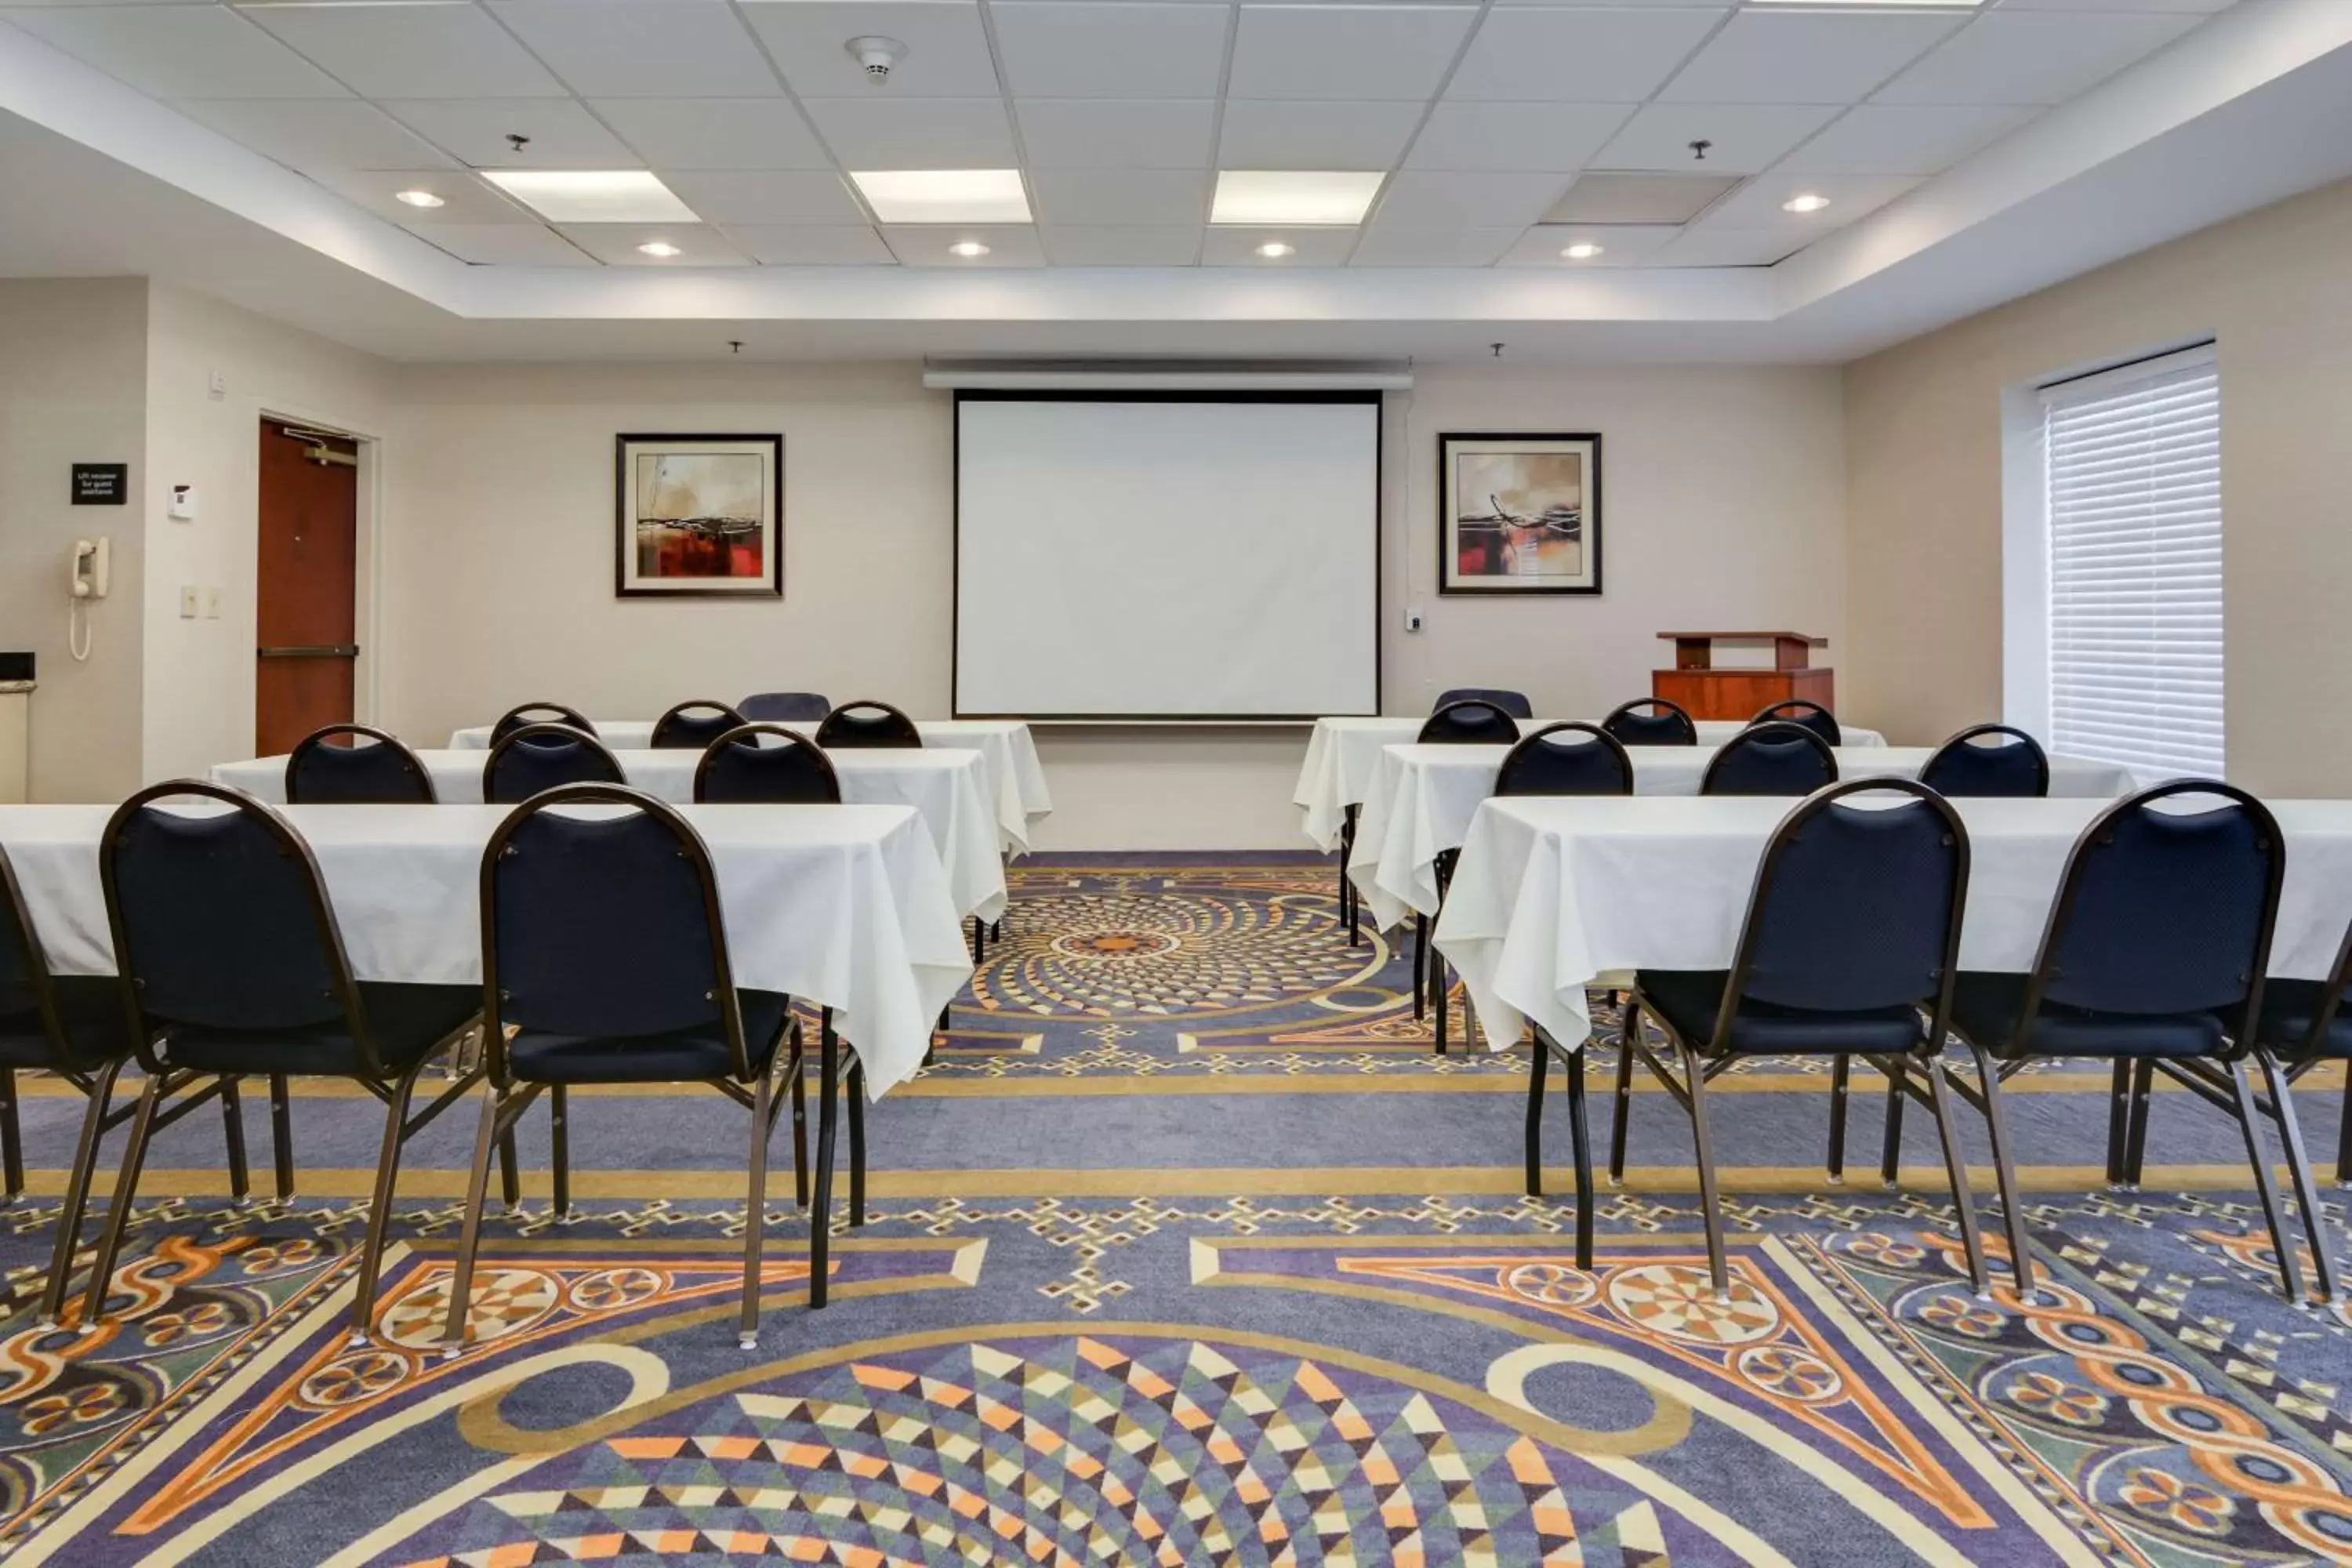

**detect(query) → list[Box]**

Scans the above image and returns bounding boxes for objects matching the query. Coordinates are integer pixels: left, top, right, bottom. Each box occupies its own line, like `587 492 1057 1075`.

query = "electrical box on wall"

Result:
169 485 198 521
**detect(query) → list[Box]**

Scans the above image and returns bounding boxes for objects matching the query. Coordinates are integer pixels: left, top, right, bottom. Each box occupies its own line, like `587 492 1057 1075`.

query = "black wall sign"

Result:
72 464 128 506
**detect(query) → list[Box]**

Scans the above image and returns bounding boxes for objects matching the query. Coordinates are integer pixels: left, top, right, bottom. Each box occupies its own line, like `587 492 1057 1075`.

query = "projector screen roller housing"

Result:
954 392 1381 719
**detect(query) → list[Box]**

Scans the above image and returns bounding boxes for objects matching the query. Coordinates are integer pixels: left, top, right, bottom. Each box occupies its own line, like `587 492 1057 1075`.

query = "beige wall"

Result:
1845 175 2352 793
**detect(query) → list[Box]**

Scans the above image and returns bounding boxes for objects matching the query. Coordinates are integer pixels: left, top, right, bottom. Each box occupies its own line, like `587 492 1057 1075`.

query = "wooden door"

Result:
256 420 360 757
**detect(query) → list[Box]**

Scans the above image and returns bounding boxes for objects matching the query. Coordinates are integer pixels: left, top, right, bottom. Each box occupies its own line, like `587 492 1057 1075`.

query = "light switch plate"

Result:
179 586 198 619
201 588 222 619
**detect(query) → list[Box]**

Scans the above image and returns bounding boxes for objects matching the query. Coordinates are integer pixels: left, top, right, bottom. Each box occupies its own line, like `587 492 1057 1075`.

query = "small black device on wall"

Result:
71 464 128 506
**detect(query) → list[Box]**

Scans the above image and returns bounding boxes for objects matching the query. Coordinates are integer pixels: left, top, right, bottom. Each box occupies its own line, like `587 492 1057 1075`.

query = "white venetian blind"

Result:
2042 347 2222 780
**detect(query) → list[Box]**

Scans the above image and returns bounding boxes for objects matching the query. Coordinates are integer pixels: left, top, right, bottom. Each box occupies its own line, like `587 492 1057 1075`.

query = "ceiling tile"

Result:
738 1 1002 99
1776 103 2037 176
1588 102 1840 173
590 99 832 170
485 1 779 98
1641 227 1798 268
378 100 643 167
240 3 567 99
1497 223 1678 267
172 98 453 173
1228 5 1478 100
1404 101 1631 171
1016 99 1217 168
4 5 348 97
1029 168 1208 226
406 223 598 266
880 225 1048 267
657 169 864 223
1348 224 1517 265
557 223 752 265
1874 11 2204 107
727 224 896 263
1994 0 2234 12
1218 100 1424 170
1690 172 1919 236
989 3 1231 99
1200 225 1356 264
1658 10 1962 106
1446 8 1722 103
1544 170 1738 223
1370 169 1568 227
800 97 1017 169
1039 225 1204 264
308 167 529 223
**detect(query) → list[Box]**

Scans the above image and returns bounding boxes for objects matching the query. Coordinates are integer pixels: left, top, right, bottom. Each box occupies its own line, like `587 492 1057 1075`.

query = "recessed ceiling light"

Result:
851 170 1029 224
1781 193 1831 214
948 240 990 258
1255 241 1296 259
394 188 445 209
481 170 696 224
637 240 682 258
1211 172 1382 227
1562 242 1603 260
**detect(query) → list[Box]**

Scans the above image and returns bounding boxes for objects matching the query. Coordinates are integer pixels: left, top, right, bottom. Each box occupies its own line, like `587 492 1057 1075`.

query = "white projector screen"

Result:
954 394 1381 718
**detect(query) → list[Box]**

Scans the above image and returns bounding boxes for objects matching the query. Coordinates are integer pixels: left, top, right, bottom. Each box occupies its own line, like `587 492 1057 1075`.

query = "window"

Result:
2039 345 2221 780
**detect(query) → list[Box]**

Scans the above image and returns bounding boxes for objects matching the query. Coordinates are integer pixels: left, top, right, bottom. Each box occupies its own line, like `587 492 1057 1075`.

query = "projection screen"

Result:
953 393 1381 719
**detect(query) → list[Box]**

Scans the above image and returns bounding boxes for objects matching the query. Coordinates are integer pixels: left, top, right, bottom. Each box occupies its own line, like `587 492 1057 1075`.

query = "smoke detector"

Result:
846 36 907 83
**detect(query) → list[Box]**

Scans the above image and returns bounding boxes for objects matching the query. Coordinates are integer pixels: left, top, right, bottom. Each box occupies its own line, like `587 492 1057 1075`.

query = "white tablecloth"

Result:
0 802 971 1095
1434 795 2352 1056
1293 716 1889 851
445 720 1053 855
212 747 1007 924
1352 744 2139 930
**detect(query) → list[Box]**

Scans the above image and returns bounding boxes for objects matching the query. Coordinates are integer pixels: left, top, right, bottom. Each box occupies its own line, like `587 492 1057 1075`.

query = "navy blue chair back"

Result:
480 785 750 1080
483 724 626 804
1702 721 1838 797
740 691 832 724
1920 724 2049 799
492 702 594 746
695 725 844 804
2031 782 2282 1023
816 701 921 749
1728 779 1967 1016
652 700 747 751
101 782 355 1040
1602 699 1697 747
1495 722 1633 797
1436 688 1533 720
1417 700 1520 746
285 724 437 805
1751 700 1841 749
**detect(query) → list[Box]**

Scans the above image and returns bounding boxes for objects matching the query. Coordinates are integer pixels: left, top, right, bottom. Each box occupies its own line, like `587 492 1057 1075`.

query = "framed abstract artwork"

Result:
615 434 782 597
1437 432 1601 596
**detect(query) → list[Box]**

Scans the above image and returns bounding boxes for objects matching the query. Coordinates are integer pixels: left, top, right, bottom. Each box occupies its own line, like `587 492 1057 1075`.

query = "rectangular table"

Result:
212 746 1007 924
1352 743 2139 931
0 801 970 1096
448 720 1052 855
1434 794 2352 1054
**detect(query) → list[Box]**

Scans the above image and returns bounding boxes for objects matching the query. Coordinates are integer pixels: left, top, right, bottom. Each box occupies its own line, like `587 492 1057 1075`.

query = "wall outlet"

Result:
207 369 226 401
201 587 222 619
1403 605 1424 634
179 586 199 619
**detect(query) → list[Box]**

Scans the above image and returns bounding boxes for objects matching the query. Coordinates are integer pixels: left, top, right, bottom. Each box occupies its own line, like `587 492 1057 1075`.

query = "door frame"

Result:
256 406 382 733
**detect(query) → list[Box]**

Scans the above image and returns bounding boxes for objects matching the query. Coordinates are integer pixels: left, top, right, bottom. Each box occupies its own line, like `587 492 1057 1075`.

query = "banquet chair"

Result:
445 785 840 1354
1943 782 2303 1300
285 724 437 805
85 782 484 1339
491 702 594 746
651 699 748 751
1700 721 1837 797
817 700 922 749
1602 699 1697 747
1409 700 1523 1031
695 725 843 805
1919 724 2049 799
1435 688 1533 720
740 691 832 724
483 723 626 804
1606 779 1987 1297
1750 699 1842 749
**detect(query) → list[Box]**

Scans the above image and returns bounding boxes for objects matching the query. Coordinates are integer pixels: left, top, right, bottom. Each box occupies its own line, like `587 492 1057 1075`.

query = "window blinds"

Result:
2042 348 2221 781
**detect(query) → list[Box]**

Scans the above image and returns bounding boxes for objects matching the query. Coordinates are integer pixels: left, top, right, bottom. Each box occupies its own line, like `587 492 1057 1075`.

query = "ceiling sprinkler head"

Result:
1689 139 1712 162
505 132 531 153
847 35 907 84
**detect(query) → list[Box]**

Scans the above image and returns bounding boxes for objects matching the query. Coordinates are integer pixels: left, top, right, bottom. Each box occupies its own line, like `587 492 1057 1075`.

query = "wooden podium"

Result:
1652 632 1833 723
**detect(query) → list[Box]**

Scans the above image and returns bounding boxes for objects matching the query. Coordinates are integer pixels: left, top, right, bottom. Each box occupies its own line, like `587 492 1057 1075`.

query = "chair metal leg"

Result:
1966 1043 2036 1297
267 1073 295 1200
1412 915 1428 1021
2224 1058 2305 1304
741 1065 776 1349
1340 805 1361 948
1431 922 1448 1056
550 1084 571 1220
2122 1058 2155 1189
1 1067 21 1202
1565 1044 1594 1273
40 1059 125 1325
970 917 983 965
497 1124 521 1211
789 1020 809 1209
350 1060 426 1344
1607 1002 1638 1185
439 1087 506 1357
1679 1040 1730 1298
80 1072 167 1330
1922 1054 1991 1296
1878 1068 1907 1191
2104 1060 2133 1189
2257 1052 2338 1305
1523 1035 1548 1199
809 1013 841 1310
2336 1069 2349 1190
220 1075 251 1204
1826 1056 1849 1185
846 1058 867 1228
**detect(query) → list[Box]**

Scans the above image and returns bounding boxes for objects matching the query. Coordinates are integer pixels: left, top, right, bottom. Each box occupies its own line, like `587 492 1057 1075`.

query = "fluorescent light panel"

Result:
851 170 1030 225
1211 172 1383 228
481 170 696 223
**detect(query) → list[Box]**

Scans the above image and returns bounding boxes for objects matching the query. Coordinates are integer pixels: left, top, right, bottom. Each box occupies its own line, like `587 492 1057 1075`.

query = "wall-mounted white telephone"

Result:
68 537 108 662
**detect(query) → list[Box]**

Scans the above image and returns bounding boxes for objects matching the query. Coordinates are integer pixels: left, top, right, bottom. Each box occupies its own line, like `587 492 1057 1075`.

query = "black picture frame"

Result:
1436 431 1602 597
615 433 783 598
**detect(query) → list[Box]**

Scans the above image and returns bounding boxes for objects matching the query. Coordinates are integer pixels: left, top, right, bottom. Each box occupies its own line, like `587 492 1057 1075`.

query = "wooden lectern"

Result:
1651 632 1833 722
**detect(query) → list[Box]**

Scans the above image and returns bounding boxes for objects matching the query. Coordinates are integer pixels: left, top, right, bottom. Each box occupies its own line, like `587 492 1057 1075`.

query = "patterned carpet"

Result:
2 853 2347 1566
